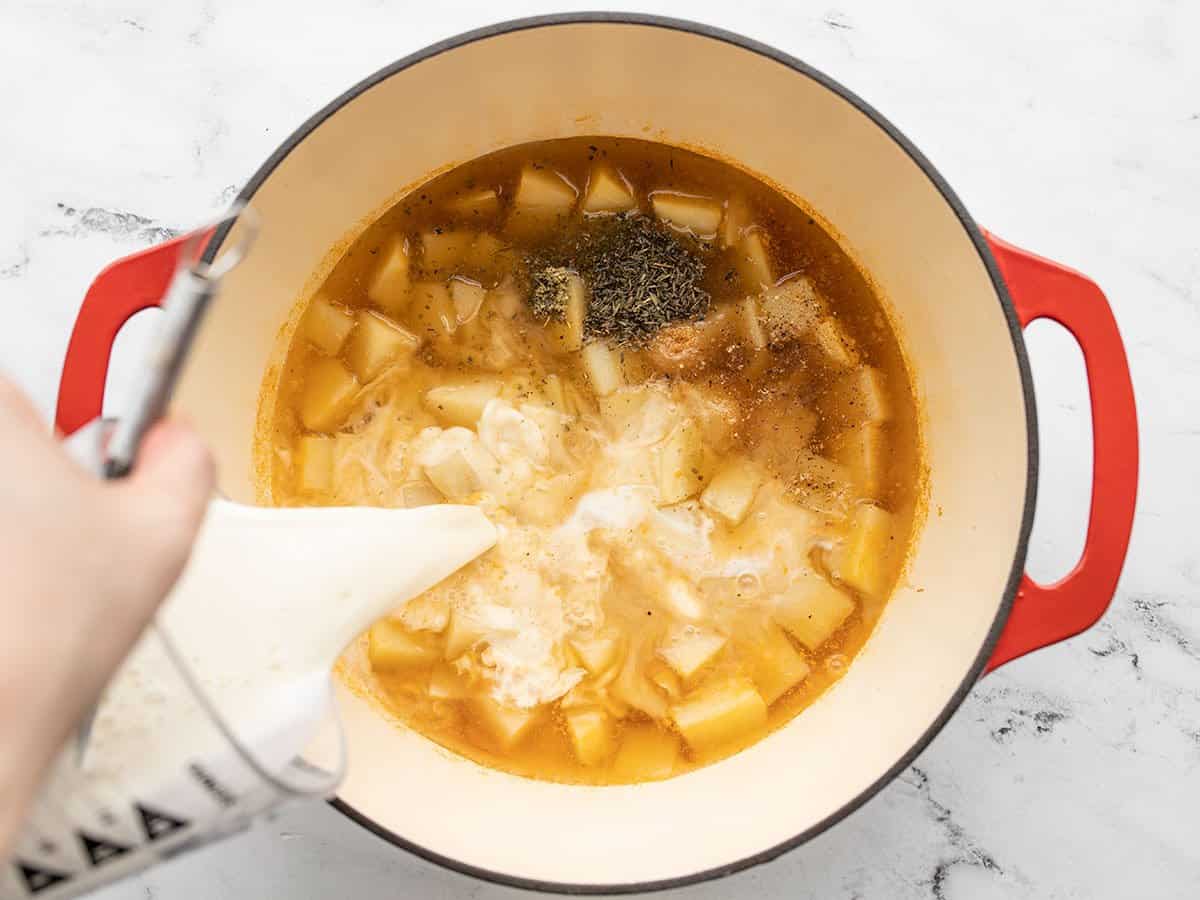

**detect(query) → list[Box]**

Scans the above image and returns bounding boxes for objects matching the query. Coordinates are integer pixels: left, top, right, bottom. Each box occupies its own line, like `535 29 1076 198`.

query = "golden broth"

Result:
259 137 923 784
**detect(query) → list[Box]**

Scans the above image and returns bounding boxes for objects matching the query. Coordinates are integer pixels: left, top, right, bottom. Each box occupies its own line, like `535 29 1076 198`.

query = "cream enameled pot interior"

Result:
173 21 1030 887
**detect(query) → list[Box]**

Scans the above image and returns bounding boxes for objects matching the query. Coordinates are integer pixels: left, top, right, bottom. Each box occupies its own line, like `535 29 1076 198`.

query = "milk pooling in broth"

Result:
260 137 924 784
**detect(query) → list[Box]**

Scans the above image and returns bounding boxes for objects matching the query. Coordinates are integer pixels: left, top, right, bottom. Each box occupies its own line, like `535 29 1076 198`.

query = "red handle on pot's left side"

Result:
55 231 213 436
984 234 1138 672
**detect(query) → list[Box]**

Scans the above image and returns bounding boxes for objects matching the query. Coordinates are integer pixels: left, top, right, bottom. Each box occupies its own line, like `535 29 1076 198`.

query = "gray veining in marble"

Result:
1 0 1197 897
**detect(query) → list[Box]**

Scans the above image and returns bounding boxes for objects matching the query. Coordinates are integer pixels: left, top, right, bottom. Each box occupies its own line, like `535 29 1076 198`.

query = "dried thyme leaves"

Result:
525 214 710 344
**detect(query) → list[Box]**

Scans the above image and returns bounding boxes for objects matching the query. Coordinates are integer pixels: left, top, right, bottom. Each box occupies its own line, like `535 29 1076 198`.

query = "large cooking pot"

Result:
54 14 1138 893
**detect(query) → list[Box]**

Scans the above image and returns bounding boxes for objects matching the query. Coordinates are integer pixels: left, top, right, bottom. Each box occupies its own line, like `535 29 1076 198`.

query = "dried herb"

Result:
526 213 710 344
529 266 575 319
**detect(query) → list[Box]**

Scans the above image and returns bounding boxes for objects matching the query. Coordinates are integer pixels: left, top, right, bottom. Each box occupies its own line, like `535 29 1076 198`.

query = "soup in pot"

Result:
258 137 924 784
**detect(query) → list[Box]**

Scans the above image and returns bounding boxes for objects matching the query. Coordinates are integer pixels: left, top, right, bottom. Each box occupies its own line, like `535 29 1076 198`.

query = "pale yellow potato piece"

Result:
670 677 768 752
720 195 753 248
811 317 858 369
656 419 708 504
742 625 811 705
368 620 439 671
543 272 587 354
474 696 539 748
424 449 486 499
650 191 723 239
701 458 764 525
487 279 524 319
774 568 856 650
512 165 578 212
513 471 584 526
658 578 706 622
409 281 457 340
422 381 501 427
570 633 622 675
829 366 891 424
581 341 625 397
420 229 475 274
582 164 637 214
428 662 469 699
344 311 420 383
791 450 854 515
294 435 334 493
565 707 616 766
302 295 355 356
299 357 359 432
463 232 510 282
738 296 768 353
366 236 411 316
735 230 773 289
831 502 895 597
759 275 825 342
831 421 886 496
450 277 486 325
400 480 444 508
675 382 739 452
658 624 727 682
444 612 485 659
646 660 683 699
448 188 500 220
598 384 673 442
612 724 680 780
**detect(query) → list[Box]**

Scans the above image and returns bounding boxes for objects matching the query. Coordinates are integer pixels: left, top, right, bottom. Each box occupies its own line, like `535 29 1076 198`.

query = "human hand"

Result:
0 376 214 853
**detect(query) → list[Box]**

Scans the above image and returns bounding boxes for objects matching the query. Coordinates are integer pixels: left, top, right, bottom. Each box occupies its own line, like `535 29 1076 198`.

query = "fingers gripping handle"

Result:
985 234 1139 672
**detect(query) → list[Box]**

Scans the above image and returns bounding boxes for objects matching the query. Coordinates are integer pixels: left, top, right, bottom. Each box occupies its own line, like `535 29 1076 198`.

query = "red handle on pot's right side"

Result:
984 234 1138 672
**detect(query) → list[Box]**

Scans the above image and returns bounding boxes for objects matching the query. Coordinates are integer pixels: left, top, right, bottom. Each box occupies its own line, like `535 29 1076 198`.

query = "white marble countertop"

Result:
2 0 1197 897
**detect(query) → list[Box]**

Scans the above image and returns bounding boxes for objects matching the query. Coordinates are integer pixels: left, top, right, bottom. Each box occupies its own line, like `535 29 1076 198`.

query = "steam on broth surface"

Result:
260 137 924 784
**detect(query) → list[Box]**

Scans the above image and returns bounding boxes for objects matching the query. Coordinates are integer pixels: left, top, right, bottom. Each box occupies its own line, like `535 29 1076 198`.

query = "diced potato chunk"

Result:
565 707 615 766
368 619 439 671
742 625 811 705
463 232 510 282
474 696 539 748
612 724 680 780
397 592 450 632
294 435 334 493
543 272 587 354
759 276 824 343
366 237 411 315
422 448 484 500
735 230 773 288
570 633 621 674
444 612 485 659
701 458 764 525
423 381 501 427
514 471 584 526
428 662 468 699
720 196 753 248
450 277 486 325
830 502 895 597
831 422 886 496
656 419 708 504
400 480 444 508
658 578 706 622
738 297 768 353
829 366 891 424
774 569 856 650
675 382 739 452
650 191 723 239
448 188 500 220
302 295 355 355
299 357 359 432
512 165 578 212
670 677 768 752
811 317 858 368
646 660 683 699
421 229 475 275
488 279 524 318
645 307 737 375
582 164 637 214
581 341 625 396
344 311 420 382
658 624 727 682
409 281 457 340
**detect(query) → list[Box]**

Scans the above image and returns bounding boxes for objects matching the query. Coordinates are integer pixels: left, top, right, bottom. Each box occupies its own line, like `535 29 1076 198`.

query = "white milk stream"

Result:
2 498 495 899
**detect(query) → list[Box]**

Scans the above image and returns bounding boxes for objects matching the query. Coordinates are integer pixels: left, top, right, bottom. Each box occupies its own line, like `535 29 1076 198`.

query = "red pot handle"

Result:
55 230 213 436
984 233 1138 672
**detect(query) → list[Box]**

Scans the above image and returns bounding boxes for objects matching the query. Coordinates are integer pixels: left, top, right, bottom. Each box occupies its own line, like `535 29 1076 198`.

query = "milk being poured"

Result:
2 499 495 899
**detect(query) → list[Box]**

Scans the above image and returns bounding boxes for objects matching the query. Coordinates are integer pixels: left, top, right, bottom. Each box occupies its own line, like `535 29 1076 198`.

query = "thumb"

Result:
115 419 216 575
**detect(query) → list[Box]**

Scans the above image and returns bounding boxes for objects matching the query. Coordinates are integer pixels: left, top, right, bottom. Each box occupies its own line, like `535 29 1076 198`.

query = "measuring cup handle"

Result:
55 231 213 436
